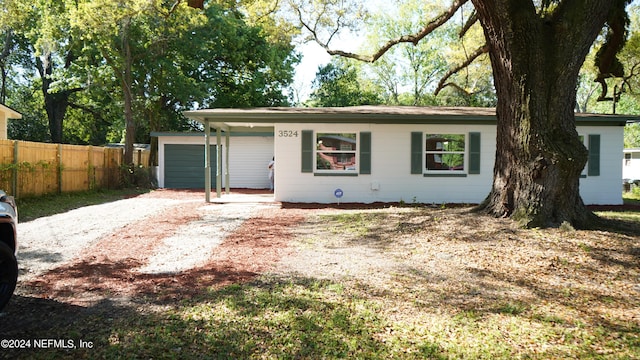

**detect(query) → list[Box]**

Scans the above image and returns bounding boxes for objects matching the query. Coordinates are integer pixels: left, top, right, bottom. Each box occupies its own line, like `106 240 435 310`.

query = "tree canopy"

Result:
308 58 381 106
3 0 299 164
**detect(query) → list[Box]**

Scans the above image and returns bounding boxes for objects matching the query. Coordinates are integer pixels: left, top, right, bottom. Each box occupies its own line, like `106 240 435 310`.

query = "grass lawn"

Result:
9 190 640 359
16 188 150 222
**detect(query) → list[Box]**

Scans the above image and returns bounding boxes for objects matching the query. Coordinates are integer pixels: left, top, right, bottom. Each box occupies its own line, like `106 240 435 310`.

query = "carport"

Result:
183 109 275 202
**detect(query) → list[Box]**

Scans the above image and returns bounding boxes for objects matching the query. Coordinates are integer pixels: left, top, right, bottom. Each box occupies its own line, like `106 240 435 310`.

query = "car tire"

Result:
0 242 17 311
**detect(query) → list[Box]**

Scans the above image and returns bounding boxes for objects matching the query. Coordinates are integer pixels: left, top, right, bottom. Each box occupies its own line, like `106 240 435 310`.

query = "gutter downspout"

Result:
216 127 222 198
225 130 230 194
204 119 211 202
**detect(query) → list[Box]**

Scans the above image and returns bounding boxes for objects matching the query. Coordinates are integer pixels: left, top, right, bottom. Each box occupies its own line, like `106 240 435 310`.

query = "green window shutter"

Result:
588 134 600 176
301 130 314 173
360 132 371 174
468 132 481 174
411 132 423 174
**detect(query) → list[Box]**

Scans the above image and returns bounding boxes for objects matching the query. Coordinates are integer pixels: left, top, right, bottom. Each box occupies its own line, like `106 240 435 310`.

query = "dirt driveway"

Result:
2 190 305 338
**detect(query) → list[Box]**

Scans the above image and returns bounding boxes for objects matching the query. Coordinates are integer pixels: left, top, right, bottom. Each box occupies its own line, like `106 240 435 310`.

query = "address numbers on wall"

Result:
278 130 298 137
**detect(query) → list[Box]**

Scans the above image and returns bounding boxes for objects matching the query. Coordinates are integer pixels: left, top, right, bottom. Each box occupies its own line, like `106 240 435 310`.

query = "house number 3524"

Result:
278 130 298 137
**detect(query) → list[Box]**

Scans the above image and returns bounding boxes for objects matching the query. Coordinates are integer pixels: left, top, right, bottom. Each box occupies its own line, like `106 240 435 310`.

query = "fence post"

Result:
57 144 63 194
87 145 93 190
12 141 18 198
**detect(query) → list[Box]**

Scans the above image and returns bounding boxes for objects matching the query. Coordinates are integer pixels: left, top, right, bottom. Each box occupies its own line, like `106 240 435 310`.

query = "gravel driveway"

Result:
17 191 274 282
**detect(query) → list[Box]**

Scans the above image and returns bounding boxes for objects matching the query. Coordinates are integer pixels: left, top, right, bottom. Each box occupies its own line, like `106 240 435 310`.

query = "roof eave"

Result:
183 107 639 127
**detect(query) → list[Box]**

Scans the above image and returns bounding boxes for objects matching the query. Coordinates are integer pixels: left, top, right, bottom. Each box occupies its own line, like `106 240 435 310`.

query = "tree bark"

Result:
35 49 82 144
36 54 69 144
121 18 136 166
471 0 615 228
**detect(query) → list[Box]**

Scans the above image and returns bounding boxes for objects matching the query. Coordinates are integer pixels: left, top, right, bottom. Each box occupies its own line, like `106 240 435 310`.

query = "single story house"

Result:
152 106 637 205
0 104 22 140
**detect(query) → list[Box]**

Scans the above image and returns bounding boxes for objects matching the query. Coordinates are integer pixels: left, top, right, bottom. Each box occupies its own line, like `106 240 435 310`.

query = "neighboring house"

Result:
623 148 640 183
153 106 636 205
0 104 22 140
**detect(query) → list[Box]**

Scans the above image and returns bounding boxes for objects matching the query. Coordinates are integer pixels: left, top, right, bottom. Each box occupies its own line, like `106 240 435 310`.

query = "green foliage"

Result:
4 0 299 147
363 0 458 105
594 0 632 84
120 164 154 189
16 188 150 222
307 58 382 106
7 82 50 142
186 4 298 109
625 123 640 148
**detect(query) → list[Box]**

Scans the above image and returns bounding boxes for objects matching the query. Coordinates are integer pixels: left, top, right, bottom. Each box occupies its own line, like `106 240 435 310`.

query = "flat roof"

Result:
183 106 638 128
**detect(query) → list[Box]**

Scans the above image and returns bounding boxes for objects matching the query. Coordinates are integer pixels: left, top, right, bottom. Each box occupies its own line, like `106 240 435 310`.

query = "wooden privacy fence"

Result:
0 139 138 198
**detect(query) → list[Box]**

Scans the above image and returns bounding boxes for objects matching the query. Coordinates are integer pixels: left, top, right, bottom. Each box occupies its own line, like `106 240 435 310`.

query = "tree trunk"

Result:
44 92 69 144
36 54 69 144
0 30 12 104
471 0 615 228
35 49 82 144
121 18 135 166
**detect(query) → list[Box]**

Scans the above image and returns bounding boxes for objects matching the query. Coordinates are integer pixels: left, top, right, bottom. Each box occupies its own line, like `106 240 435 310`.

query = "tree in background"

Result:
432 4 495 108
574 2 640 147
298 0 495 107
308 58 381 106
187 4 298 109
364 0 494 106
5 0 91 144
363 1 451 105
2 0 298 167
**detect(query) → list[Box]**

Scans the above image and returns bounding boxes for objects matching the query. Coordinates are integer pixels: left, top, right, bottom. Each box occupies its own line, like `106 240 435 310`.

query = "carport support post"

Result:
216 127 222 198
204 120 211 202
225 131 230 194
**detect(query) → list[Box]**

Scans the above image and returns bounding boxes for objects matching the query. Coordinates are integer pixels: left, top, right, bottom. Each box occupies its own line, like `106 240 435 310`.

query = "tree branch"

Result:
253 0 281 24
435 43 489 95
67 102 105 121
299 0 469 63
459 10 477 38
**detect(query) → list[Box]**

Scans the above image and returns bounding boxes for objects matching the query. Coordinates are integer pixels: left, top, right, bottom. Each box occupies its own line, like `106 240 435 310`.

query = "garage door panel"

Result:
164 144 216 189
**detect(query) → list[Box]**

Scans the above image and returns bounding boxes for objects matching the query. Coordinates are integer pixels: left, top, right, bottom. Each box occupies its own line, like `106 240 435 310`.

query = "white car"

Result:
0 190 17 311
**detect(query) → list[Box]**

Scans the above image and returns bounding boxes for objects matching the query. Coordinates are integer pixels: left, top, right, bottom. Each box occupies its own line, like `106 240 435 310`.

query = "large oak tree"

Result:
471 0 630 228
296 0 632 227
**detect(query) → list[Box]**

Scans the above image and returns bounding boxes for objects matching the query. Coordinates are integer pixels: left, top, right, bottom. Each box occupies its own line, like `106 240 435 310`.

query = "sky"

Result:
292 42 331 103
290 1 386 103
292 33 362 103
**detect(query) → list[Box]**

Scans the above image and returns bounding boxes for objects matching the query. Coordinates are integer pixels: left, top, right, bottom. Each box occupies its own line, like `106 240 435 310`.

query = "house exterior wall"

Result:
578 126 623 205
157 122 624 205
0 117 6 140
274 123 623 205
227 135 275 189
623 149 640 181
274 123 496 204
0 105 22 140
156 134 274 189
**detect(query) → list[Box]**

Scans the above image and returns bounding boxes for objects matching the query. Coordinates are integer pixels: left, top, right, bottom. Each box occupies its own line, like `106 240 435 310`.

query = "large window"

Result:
411 131 479 176
316 133 357 171
425 134 465 171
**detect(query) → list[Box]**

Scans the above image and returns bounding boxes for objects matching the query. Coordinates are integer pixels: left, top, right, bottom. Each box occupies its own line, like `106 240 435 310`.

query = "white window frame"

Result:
424 133 466 173
315 132 358 173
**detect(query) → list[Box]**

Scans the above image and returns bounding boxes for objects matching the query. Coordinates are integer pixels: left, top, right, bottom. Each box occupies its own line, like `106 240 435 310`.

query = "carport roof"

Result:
183 105 639 128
